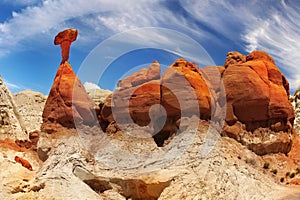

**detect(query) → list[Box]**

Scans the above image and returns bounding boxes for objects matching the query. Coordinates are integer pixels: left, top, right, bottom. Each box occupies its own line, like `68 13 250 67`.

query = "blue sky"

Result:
0 0 300 94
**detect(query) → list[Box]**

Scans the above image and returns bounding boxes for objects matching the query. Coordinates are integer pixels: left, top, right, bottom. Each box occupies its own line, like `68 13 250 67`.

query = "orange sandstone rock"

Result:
161 58 212 120
41 62 97 133
54 29 78 64
100 59 212 146
221 50 294 155
223 50 294 131
117 61 160 90
14 156 33 171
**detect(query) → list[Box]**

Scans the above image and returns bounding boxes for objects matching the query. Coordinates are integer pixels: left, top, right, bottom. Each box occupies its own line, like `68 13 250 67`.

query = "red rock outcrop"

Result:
54 29 78 64
99 50 294 155
15 131 40 151
100 59 212 146
41 62 97 133
224 51 246 68
15 156 33 171
42 29 97 133
117 61 160 90
222 50 294 130
101 62 162 128
221 50 294 155
161 58 212 119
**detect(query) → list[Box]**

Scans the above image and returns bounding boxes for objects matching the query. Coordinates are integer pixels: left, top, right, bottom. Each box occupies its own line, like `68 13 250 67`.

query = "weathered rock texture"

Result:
1 47 300 199
0 77 27 140
100 59 213 146
54 29 78 63
27 124 300 200
13 90 46 133
223 51 293 130
0 137 41 199
15 156 33 171
100 51 294 155
84 82 112 107
41 62 97 133
117 61 160 90
221 50 295 155
291 88 300 134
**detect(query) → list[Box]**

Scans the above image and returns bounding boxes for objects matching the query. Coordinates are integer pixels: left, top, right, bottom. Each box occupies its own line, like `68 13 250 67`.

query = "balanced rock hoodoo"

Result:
41 29 97 133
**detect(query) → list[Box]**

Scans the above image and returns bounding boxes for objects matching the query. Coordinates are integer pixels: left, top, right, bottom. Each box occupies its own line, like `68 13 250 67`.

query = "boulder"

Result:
223 50 294 131
221 50 295 155
161 58 212 120
14 156 33 171
102 80 161 126
224 51 246 68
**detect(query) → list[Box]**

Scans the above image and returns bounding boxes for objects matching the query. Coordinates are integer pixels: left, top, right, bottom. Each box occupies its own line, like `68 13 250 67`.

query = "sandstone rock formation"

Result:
1 28 298 199
41 62 97 133
1 46 300 199
0 137 41 198
221 50 295 155
15 130 40 151
0 76 27 140
161 58 212 119
224 51 246 68
223 51 293 130
84 82 112 107
29 123 300 200
291 88 300 133
99 51 294 155
54 29 78 63
42 29 98 133
100 59 214 146
13 90 46 133
117 61 160 90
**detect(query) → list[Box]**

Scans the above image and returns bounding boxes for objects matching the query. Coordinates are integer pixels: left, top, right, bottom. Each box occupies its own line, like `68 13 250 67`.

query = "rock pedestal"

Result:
41 62 97 133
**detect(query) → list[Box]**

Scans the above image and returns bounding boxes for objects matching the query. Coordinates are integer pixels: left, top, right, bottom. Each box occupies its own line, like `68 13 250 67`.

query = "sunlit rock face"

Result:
54 29 78 64
221 50 295 155
100 50 294 155
0 76 27 140
41 62 97 133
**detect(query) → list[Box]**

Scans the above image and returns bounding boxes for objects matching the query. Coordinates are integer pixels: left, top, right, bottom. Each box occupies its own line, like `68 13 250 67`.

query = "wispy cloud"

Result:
242 1 300 91
0 0 212 55
0 0 161 53
180 0 300 90
3 78 21 90
1 0 300 91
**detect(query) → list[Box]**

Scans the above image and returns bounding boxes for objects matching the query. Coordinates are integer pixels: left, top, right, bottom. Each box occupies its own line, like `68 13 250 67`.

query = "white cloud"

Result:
3 79 21 90
2 0 299 91
0 0 212 56
180 0 300 91
179 0 257 42
83 81 100 90
242 2 300 91
78 27 215 86
0 0 164 52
